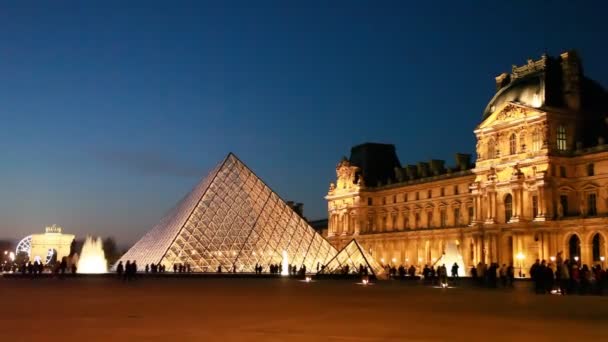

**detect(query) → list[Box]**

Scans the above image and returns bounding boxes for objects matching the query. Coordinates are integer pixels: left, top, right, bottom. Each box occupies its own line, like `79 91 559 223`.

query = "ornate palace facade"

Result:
325 51 608 275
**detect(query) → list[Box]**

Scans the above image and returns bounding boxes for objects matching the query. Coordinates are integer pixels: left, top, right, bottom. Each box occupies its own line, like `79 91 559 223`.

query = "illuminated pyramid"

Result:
115 153 338 272
318 239 386 278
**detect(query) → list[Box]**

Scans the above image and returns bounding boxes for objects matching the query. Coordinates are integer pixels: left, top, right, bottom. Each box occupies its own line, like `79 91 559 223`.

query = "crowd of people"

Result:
470 262 516 287
529 254 607 295
10 257 78 276
115 260 138 280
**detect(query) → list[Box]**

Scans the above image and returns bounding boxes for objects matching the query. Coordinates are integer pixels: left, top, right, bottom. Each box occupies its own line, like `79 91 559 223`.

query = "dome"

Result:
482 73 544 120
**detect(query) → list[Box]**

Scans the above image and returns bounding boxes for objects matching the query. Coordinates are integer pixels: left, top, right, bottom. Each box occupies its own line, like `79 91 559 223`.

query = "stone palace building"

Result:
325 51 608 276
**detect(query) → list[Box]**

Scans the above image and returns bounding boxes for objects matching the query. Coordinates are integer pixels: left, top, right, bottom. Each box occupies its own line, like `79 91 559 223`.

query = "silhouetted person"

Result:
173 264 178 273
505 263 514 282
71 263 77 274
125 260 131 280
145 264 149 273
116 261 124 277
451 263 459 278
217 265 222 273
131 261 138 279
60 257 68 275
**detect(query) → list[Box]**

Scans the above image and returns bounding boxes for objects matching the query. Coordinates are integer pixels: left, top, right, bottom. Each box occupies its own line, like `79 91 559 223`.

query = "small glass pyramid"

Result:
317 239 386 278
115 153 338 272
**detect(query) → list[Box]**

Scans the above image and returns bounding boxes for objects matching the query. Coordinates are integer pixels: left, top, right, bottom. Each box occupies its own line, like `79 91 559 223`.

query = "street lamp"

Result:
600 256 605 269
574 256 579 265
516 252 525 277
550 256 556 263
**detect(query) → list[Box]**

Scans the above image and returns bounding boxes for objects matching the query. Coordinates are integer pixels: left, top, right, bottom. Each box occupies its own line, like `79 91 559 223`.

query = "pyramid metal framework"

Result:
318 239 386 278
116 153 338 272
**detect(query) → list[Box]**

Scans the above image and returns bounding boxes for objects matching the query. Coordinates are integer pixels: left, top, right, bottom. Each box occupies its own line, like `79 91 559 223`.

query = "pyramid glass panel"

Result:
318 239 386 278
114 153 337 273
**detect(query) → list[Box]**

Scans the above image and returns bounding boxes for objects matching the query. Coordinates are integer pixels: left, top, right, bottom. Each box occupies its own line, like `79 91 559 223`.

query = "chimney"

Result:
406 165 418 180
429 159 445 176
560 50 582 111
417 162 430 178
455 153 471 171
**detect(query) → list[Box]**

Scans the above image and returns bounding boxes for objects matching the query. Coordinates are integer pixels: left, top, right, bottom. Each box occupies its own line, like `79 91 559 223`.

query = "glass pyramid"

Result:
317 239 386 278
115 153 338 272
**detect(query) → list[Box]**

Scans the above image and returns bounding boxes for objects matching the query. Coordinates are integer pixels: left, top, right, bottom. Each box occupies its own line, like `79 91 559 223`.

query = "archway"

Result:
504 194 513 222
568 234 581 263
592 233 605 262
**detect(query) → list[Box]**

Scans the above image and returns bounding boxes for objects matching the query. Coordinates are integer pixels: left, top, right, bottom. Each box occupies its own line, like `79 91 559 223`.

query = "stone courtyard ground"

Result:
1 276 607 341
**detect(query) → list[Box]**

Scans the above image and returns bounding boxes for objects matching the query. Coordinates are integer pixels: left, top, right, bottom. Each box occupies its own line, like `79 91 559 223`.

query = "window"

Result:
427 212 433 228
415 213 420 228
428 190 432 199
468 207 474 224
383 197 386 205
560 195 569 216
557 125 567 151
416 192 419 201
532 129 541 151
440 210 447 228
367 198 372 206
382 216 387 230
588 193 597 216
403 193 408 202
532 195 538 218
393 195 397 203
454 208 460 226
519 132 526 152
454 185 459 195
504 194 513 222
440 188 445 197
587 164 595 177
560 166 566 178
509 133 517 155
487 139 496 159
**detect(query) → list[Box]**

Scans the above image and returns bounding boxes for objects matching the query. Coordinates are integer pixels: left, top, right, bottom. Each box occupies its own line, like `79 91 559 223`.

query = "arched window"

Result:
569 235 581 263
509 133 517 155
557 125 567 151
532 129 541 151
504 194 513 222
487 139 496 159
592 233 603 262
519 132 526 152
427 211 433 228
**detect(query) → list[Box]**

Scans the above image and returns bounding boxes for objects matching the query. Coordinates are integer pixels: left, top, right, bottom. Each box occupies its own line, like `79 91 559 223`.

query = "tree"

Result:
102 237 120 266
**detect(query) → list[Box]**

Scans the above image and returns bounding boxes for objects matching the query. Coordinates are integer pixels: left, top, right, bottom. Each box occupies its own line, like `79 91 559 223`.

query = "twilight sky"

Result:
1 1 607 245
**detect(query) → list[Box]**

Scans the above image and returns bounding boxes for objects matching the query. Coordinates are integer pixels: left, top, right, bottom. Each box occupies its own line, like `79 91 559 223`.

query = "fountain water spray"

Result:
77 236 108 274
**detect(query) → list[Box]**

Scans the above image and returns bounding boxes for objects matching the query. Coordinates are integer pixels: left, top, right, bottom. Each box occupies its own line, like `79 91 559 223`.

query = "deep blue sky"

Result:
1 1 607 245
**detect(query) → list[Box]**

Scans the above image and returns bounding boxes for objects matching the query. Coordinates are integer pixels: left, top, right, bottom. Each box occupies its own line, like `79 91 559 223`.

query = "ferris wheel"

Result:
15 235 32 257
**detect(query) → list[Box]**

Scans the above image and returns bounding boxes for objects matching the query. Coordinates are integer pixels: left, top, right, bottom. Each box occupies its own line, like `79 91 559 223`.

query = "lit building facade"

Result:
326 51 608 275
16 225 75 264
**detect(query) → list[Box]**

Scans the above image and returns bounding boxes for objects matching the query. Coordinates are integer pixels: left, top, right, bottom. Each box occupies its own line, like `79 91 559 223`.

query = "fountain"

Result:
434 241 466 277
77 236 108 274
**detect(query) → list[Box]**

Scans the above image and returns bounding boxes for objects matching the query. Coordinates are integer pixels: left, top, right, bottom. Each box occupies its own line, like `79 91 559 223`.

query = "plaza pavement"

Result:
1 276 607 341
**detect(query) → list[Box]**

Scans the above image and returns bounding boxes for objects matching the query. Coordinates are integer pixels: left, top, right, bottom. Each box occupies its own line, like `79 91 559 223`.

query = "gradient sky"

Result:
1 1 607 246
